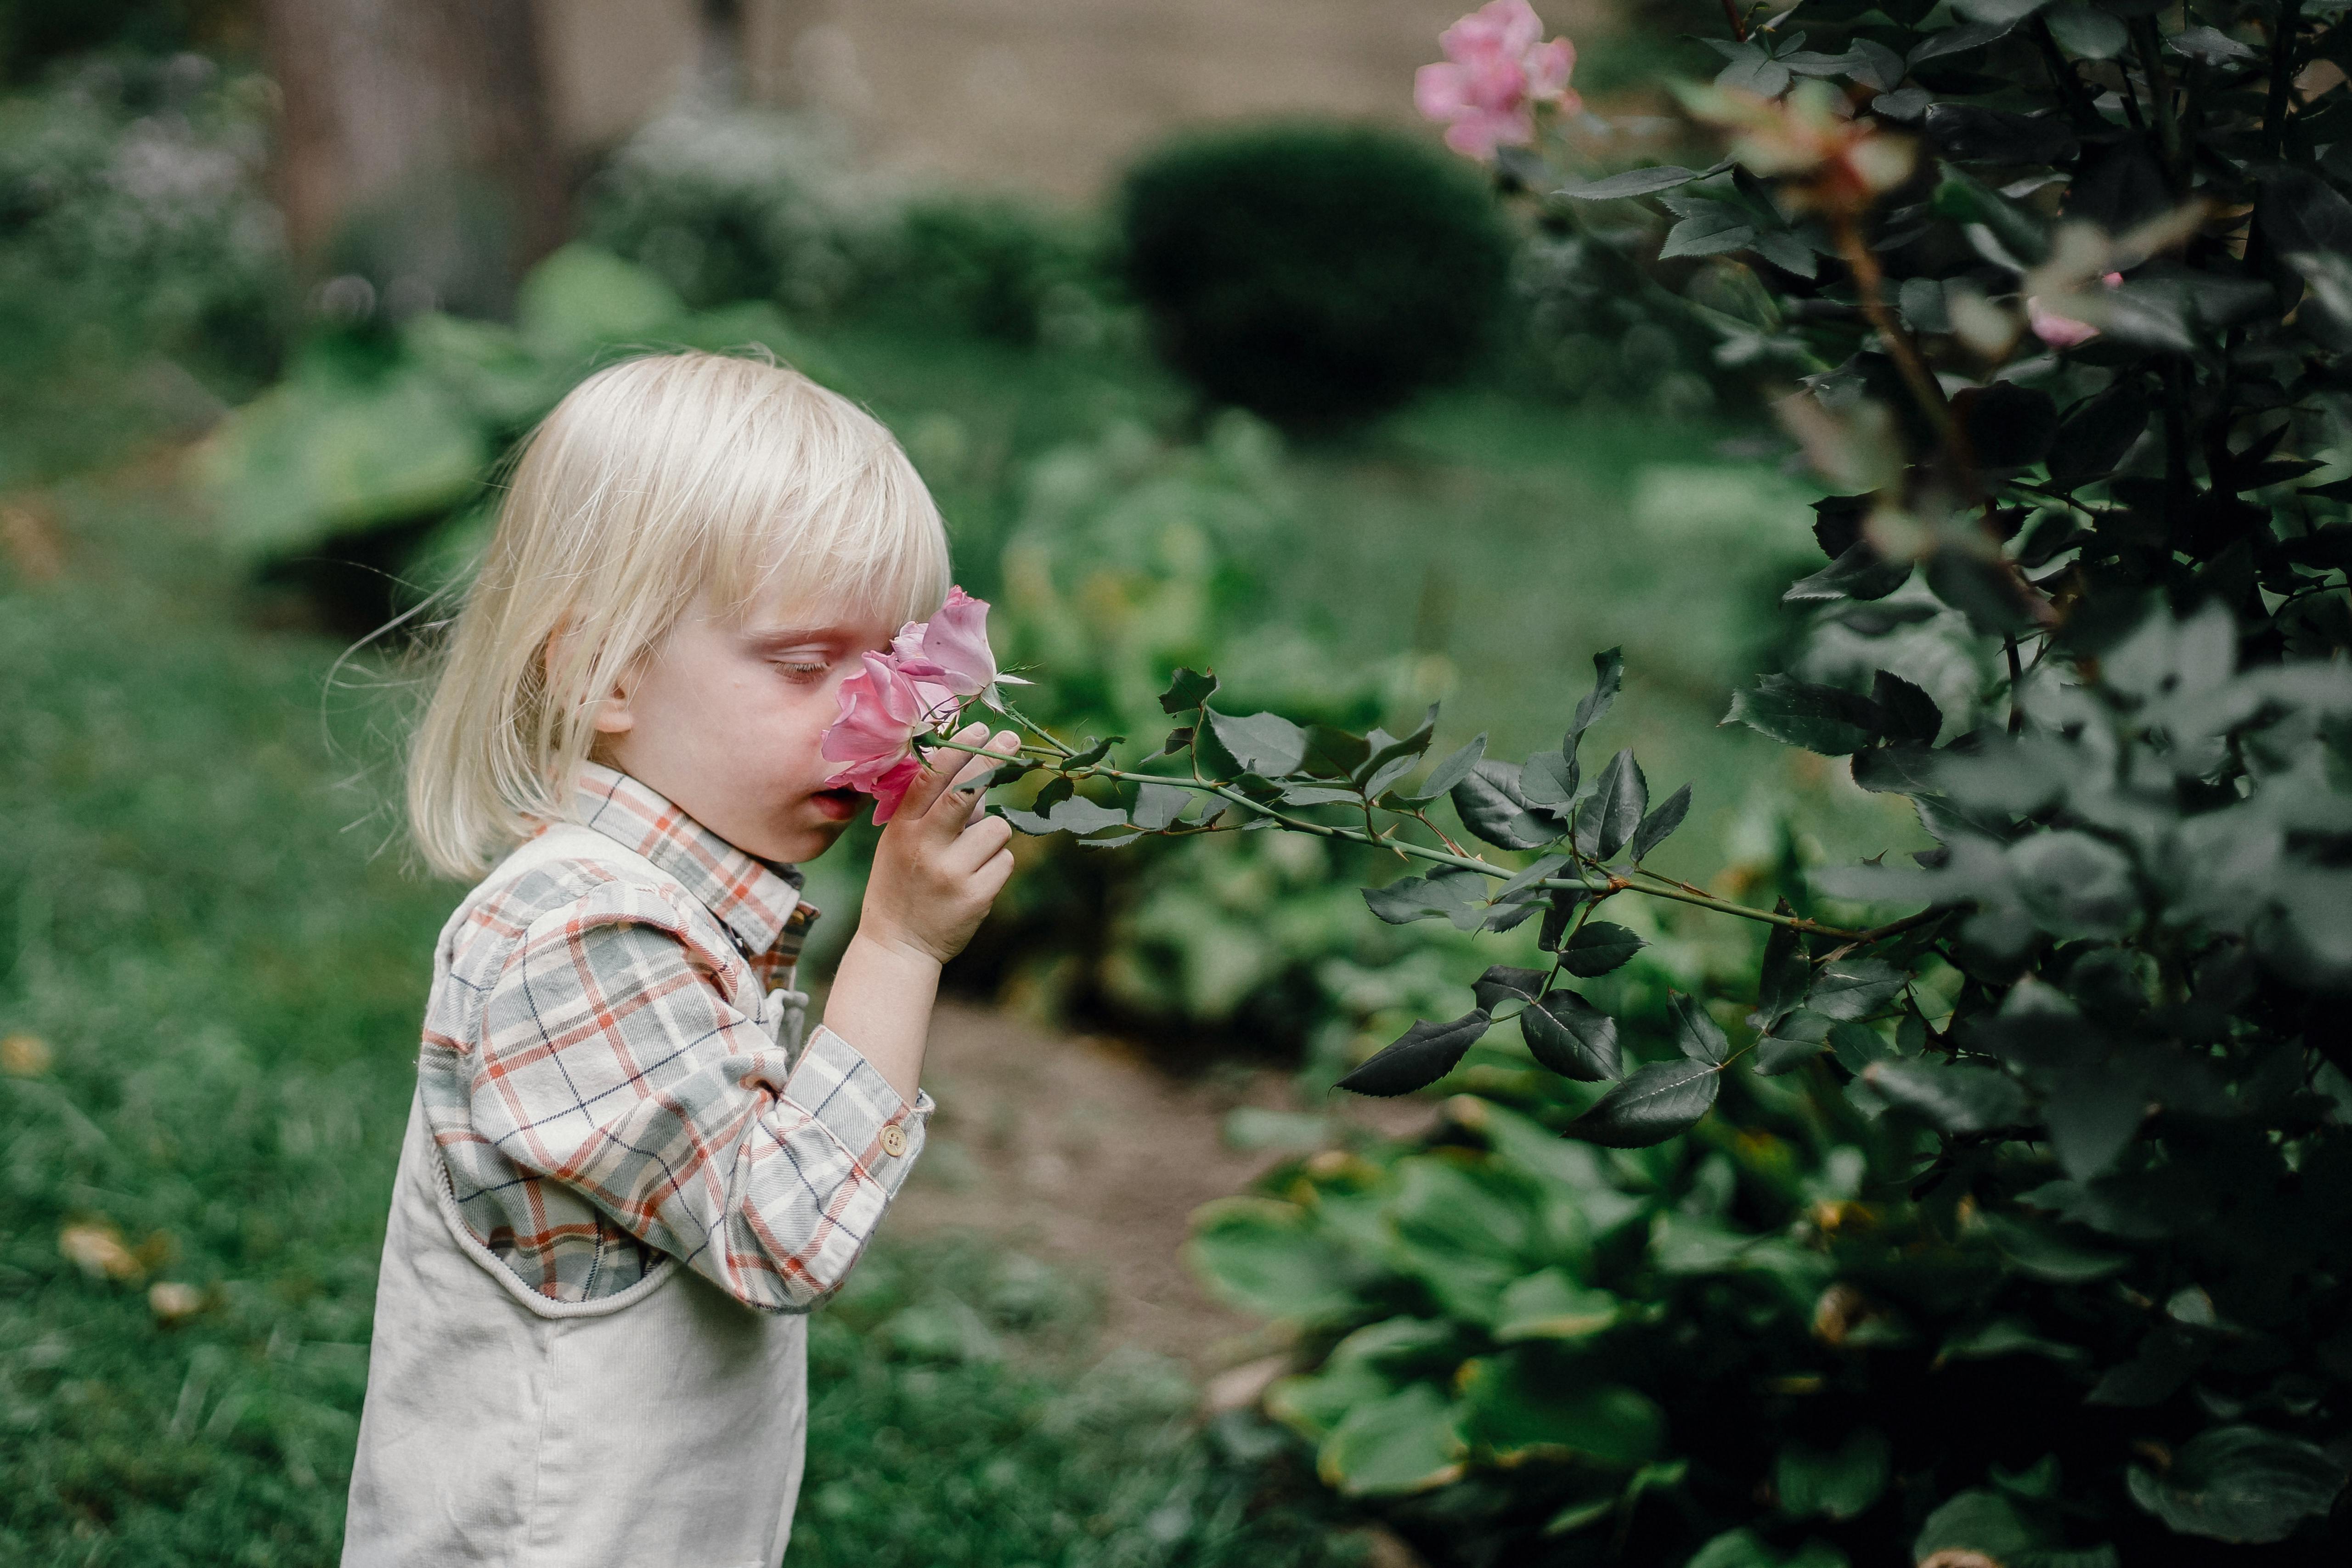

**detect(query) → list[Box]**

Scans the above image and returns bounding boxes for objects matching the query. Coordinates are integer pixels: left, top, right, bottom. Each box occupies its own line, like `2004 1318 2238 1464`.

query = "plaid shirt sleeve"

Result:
471 876 927 1312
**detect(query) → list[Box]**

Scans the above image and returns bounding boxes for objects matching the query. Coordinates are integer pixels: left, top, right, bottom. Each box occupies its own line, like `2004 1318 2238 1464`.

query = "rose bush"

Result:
848 0 2352 1561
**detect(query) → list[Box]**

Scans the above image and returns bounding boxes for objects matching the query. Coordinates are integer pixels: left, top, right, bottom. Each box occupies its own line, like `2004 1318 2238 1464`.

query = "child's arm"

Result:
822 722 1020 1103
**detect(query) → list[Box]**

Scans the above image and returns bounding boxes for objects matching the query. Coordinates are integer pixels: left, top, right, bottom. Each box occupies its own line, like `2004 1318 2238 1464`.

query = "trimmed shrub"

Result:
1117 123 1511 432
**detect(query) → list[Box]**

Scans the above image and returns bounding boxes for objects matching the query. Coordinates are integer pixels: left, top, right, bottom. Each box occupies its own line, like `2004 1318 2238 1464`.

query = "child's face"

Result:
592 596 904 865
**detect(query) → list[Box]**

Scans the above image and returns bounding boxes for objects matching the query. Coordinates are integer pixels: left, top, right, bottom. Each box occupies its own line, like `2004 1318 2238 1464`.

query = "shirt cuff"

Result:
783 1023 931 1192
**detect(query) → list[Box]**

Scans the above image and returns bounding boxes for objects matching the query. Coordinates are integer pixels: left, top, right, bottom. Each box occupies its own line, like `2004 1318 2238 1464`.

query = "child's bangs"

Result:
700 432 950 634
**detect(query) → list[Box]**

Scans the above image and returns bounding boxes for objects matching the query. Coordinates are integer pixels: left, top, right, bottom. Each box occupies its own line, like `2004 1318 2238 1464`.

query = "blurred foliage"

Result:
1152 0 2352 1561
0 54 288 484
0 491 1360 1568
0 0 250 85
1117 124 1514 433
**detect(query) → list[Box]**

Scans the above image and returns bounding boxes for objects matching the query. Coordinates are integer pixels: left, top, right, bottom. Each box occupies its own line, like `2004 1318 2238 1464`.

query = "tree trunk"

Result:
260 0 565 317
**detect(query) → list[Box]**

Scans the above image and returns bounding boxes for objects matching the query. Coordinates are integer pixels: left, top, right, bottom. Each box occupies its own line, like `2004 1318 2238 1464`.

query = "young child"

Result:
343 351 1017 1566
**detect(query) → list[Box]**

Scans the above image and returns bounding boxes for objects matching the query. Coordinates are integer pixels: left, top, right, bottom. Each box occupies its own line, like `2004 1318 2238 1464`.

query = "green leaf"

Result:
1978 1213 2126 1282
1497 852 1569 900
1406 734 1487 802
1915 1488 2047 1562
1472 965 1550 1013
1569 649 1624 748
1754 1010 1833 1075
1301 724 1371 779
1755 904 1808 1027
1152 725 1194 759
1629 783 1692 862
1537 888 1595 953
1362 869 1484 926
1778 1428 1891 1521
1494 1269 1623 1342
1065 735 1117 768
997 796 1130 836
1870 671 1942 745
1336 1010 1492 1096
1520 748 1579 809
1807 958 1906 1021
1725 676 1882 756
1688 1529 1851 1568
1936 1318 2090 1366
1185 1197 1360 1322
1558 165 1703 199
2126 1427 2347 1544
1521 991 1622 1082
1355 707 1436 788
1669 992 1729 1064
1932 164 2051 265
1784 541 1912 604
1280 784 1361 806
1865 1059 2026 1133
1158 667 1218 713
1576 748 1647 860
1660 205 1759 260
1130 781 1195 831
1458 1351 1664 1466
1205 709 1309 778
1316 1383 1465 1497
1564 1060 1720 1147
2044 0 2125 57
1453 761 1557 851
1561 921 1646 977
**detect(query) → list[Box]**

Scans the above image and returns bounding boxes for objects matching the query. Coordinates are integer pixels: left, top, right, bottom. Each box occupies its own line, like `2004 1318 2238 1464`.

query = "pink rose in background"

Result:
1416 0 1579 160
821 585 1022 822
2028 271 2125 349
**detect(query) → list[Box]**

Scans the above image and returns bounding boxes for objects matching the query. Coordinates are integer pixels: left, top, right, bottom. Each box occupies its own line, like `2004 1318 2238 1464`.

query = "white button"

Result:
878 1123 909 1158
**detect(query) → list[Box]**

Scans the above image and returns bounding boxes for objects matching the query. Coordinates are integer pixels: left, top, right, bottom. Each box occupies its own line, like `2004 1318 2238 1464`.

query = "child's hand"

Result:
857 723 1019 967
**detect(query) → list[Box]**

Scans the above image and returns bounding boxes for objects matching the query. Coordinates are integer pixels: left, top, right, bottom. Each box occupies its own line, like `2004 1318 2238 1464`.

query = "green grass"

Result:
0 487 1355 1567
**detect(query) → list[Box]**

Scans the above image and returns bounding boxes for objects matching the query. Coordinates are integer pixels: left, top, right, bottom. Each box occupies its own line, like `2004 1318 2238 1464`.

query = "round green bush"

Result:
1117 123 1512 432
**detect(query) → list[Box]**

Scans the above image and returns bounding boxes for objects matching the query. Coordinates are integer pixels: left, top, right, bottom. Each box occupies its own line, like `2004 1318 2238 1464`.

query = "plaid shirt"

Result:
416 763 929 1310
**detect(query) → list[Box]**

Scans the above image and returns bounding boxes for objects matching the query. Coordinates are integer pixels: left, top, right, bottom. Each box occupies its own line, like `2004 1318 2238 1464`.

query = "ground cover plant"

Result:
0 488 1360 1568
800 0 2352 1561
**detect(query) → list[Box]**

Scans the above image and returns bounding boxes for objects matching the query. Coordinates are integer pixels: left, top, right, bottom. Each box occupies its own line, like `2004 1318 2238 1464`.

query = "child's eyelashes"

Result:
770 659 832 683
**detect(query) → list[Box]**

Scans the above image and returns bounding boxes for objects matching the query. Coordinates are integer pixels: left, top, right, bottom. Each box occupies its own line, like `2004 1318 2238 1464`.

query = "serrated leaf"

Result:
1668 992 1729 1064
1865 1059 2026 1133
1538 888 1596 953
1560 921 1645 978
1564 1060 1720 1147
1206 709 1309 778
1629 784 1691 862
1355 706 1436 786
1808 958 1906 1021
1066 735 1117 768
1152 725 1194 759
1754 904 1807 1027
1472 965 1549 1013
1407 734 1487 801
1521 991 1622 1082
1558 165 1702 199
1870 671 1941 745
1520 748 1578 808
1363 870 1484 926
1336 1011 1493 1097
1661 207 1759 260
1158 667 1217 713
1497 852 1569 901
1725 675 1883 756
997 795 1131 836
1130 781 1195 830
1569 649 1623 748
1753 1010 1833 1075
1574 749 1647 861
1785 541 1913 603
1453 761 1557 851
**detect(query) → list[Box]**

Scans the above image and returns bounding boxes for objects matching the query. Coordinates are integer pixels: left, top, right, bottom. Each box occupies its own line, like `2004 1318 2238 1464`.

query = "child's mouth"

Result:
812 788 861 822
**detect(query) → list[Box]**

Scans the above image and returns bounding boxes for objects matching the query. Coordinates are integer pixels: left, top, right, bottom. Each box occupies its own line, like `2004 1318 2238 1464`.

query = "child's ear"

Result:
544 620 636 736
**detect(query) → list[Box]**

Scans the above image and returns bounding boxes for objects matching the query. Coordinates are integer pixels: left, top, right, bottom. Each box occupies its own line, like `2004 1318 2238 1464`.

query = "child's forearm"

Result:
818 930 942 1105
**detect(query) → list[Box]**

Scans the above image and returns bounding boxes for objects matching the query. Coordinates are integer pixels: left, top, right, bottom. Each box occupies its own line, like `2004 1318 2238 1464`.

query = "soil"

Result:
863 995 1436 1371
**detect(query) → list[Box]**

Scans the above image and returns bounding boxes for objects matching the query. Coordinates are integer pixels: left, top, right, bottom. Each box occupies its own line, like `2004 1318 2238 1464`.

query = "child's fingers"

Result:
933 731 1018 833
894 723 988 823
943 811 1014 874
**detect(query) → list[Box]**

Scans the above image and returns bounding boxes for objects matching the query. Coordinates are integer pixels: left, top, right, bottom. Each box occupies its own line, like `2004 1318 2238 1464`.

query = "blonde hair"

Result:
406 350 950 878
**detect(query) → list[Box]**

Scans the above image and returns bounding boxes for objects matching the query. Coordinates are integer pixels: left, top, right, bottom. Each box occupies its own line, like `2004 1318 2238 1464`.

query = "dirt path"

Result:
867 997 1433 1371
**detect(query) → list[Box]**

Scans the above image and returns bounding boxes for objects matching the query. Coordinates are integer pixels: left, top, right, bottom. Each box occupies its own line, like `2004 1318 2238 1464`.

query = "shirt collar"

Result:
569 762 817 961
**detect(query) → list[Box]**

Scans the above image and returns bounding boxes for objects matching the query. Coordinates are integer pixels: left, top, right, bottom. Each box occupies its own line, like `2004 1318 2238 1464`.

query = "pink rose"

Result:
1416 0 1579 160
821 653 937 823
889 585 1028 706
2028 271 2124 349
